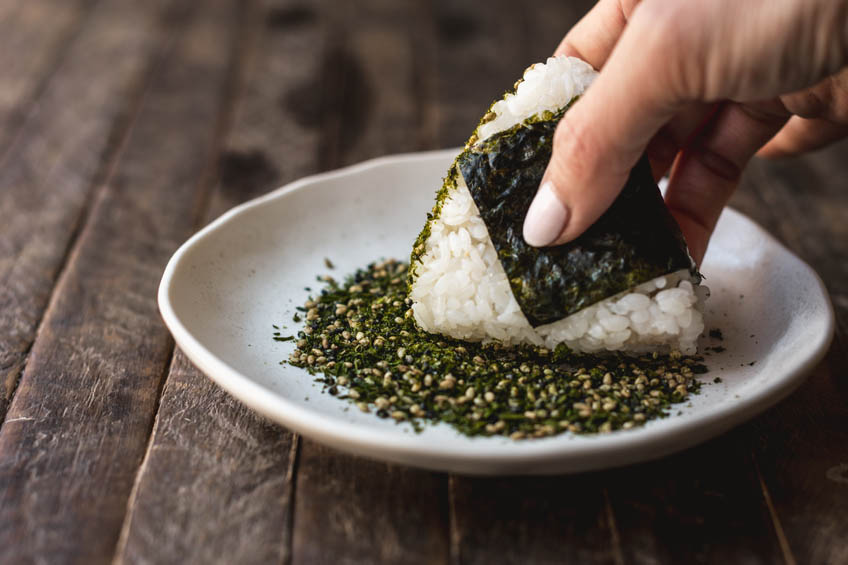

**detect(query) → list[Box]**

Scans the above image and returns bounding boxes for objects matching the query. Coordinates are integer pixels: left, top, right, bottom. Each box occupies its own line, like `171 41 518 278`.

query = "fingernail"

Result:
523 181 568 247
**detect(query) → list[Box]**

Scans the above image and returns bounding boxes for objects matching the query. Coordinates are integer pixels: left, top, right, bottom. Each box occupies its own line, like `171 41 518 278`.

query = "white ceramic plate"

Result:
158 149 834 475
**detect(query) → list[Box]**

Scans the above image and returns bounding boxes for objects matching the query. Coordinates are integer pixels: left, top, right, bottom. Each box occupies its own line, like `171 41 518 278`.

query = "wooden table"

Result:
1 0 846 563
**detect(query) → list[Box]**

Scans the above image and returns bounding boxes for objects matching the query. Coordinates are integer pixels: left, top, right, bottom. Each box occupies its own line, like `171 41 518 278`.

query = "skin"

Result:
522 0 848 264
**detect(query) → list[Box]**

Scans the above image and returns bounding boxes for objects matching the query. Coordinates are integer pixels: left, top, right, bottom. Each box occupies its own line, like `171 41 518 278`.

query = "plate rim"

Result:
158 149 835 474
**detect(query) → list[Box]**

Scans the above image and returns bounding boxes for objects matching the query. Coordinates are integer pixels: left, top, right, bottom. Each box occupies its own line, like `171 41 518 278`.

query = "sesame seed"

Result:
285 260 709 439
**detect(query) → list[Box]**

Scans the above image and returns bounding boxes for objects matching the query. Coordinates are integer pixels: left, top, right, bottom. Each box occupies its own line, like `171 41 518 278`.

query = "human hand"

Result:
522 0 848 264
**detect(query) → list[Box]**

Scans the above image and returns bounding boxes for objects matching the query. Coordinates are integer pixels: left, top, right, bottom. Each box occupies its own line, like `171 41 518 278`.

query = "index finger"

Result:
554 0 642 68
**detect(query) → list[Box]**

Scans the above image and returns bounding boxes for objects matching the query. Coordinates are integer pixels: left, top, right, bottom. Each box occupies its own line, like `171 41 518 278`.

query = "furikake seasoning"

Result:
284 259 708 439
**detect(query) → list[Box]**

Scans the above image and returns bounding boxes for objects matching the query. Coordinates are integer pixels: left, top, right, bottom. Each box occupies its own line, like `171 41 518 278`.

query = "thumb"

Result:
523 6 686 247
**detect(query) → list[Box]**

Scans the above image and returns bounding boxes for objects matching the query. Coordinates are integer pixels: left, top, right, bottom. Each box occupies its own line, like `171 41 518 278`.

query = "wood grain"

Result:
0 0 242 562
113 0 326 562
292 443 450 565
0 0 96 156
321 0 424 163
0 0 172 423
115 353 297 564
118 2 455 560
449 474 618 565
604 435 784 564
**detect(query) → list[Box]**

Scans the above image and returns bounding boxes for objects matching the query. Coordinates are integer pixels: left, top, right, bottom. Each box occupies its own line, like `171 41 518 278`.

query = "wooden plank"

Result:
595 156 790 564
0 0 243 562
588 167 784 563
603 435 784 564
211 0 326 208
115 353 297 564
670 144 848 565
564 131 818 565
0 0 172 422
116 3 454 559
292 442 450 565
113 0 326 562
285 2 455 564
0 0 95 156
734 146 848 564
449 474 619 565
749 361 848 565
320 0 422 164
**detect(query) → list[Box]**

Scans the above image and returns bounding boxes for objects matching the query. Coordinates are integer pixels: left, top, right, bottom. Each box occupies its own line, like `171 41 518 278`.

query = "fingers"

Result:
664 100 789 264
527 0 848 250
758 116 848 158
554 0 640 67
646 103 717 180
776 59 848 121
759 69 848 157
524 5 684 247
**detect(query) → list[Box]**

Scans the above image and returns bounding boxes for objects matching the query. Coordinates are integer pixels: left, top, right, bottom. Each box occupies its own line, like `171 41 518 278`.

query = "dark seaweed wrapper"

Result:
457 117 698 327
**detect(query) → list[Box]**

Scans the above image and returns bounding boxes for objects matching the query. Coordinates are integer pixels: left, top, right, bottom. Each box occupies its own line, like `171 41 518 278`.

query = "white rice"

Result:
476 56 597 142
410 56 706 354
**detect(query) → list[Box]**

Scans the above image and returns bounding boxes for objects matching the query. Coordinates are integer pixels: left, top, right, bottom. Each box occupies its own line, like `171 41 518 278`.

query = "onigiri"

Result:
408 55 707 354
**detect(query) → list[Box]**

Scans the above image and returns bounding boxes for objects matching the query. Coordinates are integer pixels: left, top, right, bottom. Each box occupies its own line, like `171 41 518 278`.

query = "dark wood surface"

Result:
0 1 846 563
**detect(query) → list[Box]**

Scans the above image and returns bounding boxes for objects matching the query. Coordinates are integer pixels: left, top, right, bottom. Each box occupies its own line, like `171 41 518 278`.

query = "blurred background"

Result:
0 0 596 202
1 1 847 564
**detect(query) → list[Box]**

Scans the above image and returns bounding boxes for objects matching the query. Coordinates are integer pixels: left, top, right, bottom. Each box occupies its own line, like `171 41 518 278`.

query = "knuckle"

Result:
780 71 848 124
632 0 691 49
691 147 741 183
737 100 791 126
782 79 834 119
628 0 705 98
828 69 848 123
617 0 643 21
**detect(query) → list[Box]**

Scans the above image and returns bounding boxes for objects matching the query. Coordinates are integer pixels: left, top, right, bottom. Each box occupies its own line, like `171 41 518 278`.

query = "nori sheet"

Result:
457 116 698 327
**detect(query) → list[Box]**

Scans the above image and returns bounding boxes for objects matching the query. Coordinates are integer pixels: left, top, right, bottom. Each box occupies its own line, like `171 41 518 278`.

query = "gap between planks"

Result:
112 352 179 563
281 434 302 565
602 488 625 565
753 453 797 565
448 475 460 565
